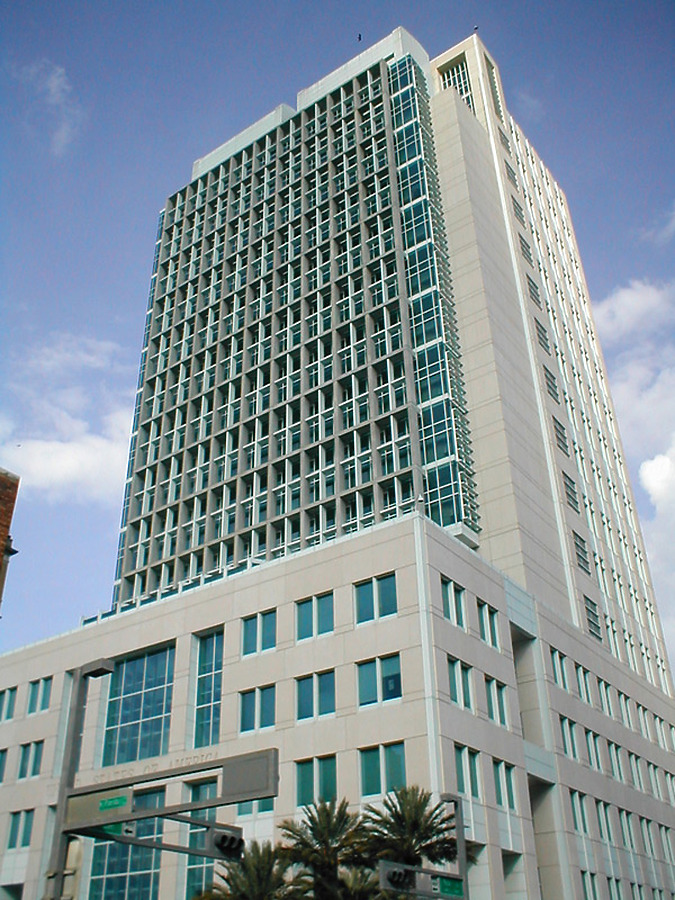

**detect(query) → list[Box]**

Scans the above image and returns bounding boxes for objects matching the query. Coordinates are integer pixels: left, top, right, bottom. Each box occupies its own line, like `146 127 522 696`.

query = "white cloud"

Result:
594 279 675 669
593 278 675 348
593 280 675 464
0 332 134 506
639 435 675 668
0 409 130 505
10 58 85 156
641 200 675 246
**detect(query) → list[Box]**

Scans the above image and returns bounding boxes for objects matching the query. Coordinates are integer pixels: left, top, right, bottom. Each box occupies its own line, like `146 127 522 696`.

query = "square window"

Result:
358 655 401 705
243 610 277 654
297 592 334 640
355 574 396 623
297 755 337 806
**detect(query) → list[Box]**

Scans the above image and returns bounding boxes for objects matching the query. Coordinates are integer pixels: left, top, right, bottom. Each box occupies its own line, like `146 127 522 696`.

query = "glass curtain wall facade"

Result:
112 46 478 610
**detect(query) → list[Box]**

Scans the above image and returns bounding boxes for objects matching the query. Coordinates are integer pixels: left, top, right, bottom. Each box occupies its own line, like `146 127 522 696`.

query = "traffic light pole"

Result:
44 659 115 900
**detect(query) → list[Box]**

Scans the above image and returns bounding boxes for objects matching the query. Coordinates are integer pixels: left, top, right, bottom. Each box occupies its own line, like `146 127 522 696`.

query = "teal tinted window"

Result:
317 671 335 715
384 742 406 791
469 750 480 798
317 592 333 634
41 677 52 710
7 812 20 849
240 691 255 732
377 574 397 616
360 747 381 796
297 676 313 720
195 631 223 748
297 760 314 806
318 755 337 802
6 810 32 849
297 599 313 640
355 581 374 623
298 593 334 640
27 681 39 715
0 687 16 721
455 745 466 794
259 685 275 727
243 610 276 653
381 655 402 701
18 745 30 779
260 610 276 650
242 617 257 655
358 661 377 706
103 647 174 766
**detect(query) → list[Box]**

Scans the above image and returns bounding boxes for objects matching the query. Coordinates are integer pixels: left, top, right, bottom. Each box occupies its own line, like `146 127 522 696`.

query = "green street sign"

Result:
99 795 129 811
65 787 133 827
431 874 464 896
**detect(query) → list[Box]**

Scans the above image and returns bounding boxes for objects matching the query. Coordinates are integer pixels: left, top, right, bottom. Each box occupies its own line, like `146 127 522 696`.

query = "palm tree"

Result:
338 866 384 899
193 840 310 900
279 798 368 899
361 785 458 868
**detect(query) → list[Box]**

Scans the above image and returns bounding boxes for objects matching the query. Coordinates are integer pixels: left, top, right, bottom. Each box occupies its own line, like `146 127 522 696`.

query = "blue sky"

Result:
1 0 674 666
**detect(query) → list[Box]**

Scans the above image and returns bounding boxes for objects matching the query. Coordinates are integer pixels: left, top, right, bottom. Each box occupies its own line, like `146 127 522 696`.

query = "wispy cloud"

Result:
514 88 545 123
10 58 85 156
0 333 134 505
641 200 675 246
27 332 123 376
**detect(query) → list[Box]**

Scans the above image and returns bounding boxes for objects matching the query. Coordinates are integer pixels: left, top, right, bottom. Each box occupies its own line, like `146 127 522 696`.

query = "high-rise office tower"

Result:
0 28 673 900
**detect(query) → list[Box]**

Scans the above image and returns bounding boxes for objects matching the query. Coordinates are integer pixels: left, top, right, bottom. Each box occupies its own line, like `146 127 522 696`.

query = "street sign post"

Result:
65 787 132 829
379 861 465 898
55 749 277 865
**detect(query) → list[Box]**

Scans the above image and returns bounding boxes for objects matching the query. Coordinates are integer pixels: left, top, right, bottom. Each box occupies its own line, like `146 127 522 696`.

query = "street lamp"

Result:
44 658 115 900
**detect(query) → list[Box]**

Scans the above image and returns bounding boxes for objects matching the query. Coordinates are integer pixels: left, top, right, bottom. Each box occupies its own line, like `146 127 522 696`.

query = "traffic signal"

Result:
208 825 244 860
379 860 417 893
387 865 415 889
